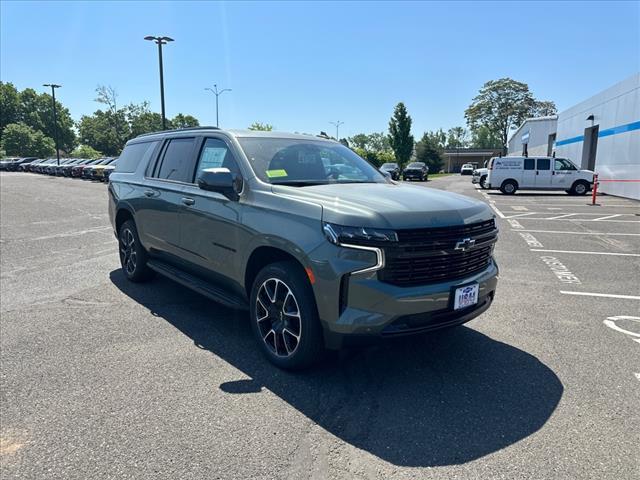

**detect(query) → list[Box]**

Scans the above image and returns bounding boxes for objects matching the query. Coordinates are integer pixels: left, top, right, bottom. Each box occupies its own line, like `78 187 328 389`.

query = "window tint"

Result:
195 138 240 179
524 158 535 170
555 158 576 171
116 141 159 173
537 158 551 170
155 138 196 182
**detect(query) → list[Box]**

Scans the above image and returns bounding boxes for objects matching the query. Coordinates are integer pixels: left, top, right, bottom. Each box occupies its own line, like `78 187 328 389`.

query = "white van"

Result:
486 156 594 195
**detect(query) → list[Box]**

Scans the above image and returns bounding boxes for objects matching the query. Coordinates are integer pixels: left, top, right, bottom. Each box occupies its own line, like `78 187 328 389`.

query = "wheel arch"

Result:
244 246 309 299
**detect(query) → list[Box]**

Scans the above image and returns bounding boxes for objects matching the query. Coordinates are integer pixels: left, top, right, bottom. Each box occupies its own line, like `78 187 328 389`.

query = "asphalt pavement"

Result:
1 172 639 479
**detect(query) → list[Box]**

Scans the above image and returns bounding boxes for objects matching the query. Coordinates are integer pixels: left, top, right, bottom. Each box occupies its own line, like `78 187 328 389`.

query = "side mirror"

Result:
381 170 391 178
197 168 243 201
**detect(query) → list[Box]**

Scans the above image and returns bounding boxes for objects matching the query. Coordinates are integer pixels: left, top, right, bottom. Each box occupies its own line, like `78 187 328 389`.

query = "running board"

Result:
147 260 248 310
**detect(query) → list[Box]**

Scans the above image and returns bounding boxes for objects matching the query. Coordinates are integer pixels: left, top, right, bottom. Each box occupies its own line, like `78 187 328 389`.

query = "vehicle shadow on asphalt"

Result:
110 269 563 467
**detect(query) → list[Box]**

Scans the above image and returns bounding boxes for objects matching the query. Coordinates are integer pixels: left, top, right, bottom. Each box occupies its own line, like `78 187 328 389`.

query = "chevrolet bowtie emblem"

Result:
455 238 476 252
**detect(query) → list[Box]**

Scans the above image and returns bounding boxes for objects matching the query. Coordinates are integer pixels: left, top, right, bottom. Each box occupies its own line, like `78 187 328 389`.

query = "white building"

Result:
555 73 639 200
508 116 558 157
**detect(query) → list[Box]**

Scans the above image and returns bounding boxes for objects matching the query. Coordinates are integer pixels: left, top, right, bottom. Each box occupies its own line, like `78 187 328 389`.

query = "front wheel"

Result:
571 181 589 195
480 176 487 189
250 261 324 370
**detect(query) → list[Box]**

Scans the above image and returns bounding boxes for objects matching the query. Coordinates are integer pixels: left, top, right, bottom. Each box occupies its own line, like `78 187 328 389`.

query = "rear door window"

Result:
154 138 197 183
537 158 551 170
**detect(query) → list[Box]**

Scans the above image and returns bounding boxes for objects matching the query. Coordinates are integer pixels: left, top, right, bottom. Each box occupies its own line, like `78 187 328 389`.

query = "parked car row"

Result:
0 157 38 171
10 157 118 182
379 162 429 181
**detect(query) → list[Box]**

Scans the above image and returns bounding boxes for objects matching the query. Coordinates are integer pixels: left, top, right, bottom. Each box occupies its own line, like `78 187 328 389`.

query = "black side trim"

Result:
147 259 248 310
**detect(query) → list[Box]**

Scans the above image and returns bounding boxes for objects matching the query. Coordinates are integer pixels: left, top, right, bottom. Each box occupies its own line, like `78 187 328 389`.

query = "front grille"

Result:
378 219 497 287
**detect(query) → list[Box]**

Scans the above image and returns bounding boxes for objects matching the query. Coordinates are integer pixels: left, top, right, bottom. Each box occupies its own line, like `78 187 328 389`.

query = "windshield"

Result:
237 137 386 186
406 163 424 168
381 163 398 168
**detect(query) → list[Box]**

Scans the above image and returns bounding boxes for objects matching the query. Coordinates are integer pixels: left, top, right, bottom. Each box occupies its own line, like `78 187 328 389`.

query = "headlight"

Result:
323 222 398 245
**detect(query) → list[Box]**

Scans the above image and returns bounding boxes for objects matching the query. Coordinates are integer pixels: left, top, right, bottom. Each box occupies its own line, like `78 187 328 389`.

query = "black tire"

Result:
570 180 589 196
480 176 487 189
500 180 518 195
250 261 324 370
118 220 154 282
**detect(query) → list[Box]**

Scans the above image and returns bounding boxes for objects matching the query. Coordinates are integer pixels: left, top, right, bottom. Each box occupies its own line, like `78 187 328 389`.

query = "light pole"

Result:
144 35 174 130
329 120 344 141
43 83 61 165
205 85 232 127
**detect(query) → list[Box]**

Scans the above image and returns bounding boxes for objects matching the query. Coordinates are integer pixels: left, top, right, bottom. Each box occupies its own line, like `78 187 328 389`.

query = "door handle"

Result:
181 197 195 206
536 170 539 175
143 189 155 197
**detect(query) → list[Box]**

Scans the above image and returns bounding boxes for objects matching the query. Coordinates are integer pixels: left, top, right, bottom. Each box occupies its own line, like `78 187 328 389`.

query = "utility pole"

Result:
144 35 174 130
205 84 232 127
43 84 61 165
329 120 344 141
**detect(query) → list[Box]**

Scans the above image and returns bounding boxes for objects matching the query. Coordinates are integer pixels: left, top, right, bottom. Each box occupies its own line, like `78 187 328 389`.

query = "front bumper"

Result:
312 242 498 348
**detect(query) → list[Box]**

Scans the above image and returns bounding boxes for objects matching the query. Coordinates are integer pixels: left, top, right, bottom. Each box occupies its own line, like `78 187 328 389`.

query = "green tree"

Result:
1 122 55 157
446 127 469 148
465 78 555 152
78 110 123 156
0 82 21 138
470 125 502 149
349 133 369 149
415 131 445 172
248 122 274 131
71 144 103 159
172 113 200 129
18 88 76 152
388 102 414 168
531 100 558 117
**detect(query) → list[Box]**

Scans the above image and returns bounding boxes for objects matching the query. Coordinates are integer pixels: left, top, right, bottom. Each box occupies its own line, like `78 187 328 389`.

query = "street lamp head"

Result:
160 36 174 42
43 83 61 89
144 35 156 41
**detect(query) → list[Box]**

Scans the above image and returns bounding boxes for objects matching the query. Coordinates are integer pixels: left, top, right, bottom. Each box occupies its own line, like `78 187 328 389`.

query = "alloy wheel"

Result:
255 278 302 357
119 228 137 276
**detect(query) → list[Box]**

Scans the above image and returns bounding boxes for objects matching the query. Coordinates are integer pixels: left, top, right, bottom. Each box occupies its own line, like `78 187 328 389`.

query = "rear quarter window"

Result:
115 141 159 173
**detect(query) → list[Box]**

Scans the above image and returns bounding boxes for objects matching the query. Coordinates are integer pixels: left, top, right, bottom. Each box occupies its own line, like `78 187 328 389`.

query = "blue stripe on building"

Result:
555 120 640 147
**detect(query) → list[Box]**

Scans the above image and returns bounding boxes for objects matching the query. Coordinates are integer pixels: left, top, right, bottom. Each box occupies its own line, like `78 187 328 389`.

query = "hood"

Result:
475 168 488 174
271 182 493 229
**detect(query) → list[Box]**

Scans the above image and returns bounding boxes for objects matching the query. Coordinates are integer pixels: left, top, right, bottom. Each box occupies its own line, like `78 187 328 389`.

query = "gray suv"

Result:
108 127 499 369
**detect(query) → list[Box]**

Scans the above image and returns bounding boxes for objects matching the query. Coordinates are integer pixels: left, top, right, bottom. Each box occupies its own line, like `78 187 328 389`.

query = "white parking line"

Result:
547 213 578 220
591 214 623 221
560 291 640 300
515 229 640 236
531 249 640 257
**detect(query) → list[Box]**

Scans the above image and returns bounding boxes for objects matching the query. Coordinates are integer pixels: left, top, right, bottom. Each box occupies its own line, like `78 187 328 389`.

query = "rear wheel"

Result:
250 261 324 370
570 180 589 195
119 220 154 282
500 180 518 195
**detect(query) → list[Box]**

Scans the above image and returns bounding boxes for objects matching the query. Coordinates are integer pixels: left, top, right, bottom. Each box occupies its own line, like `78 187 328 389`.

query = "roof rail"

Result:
136 126 221 138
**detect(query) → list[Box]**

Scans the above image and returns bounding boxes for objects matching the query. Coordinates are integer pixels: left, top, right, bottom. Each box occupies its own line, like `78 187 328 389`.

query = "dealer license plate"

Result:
454 284 479 310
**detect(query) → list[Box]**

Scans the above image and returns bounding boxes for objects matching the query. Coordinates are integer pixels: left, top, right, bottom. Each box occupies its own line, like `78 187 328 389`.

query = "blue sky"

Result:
1 1 638 138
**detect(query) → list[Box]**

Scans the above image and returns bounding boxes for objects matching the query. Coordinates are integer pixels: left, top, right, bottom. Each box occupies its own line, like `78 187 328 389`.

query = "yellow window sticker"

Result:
266 169 288 178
